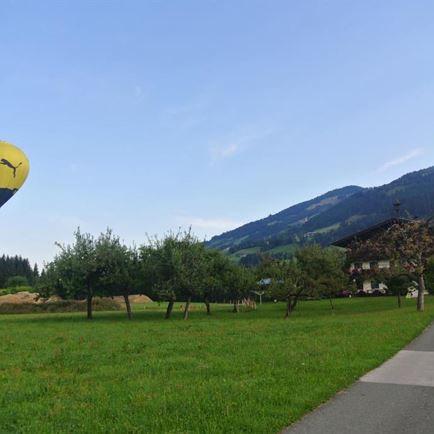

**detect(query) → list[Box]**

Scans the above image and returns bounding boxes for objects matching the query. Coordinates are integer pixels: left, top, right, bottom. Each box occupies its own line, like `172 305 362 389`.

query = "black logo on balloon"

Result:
0 159 22 178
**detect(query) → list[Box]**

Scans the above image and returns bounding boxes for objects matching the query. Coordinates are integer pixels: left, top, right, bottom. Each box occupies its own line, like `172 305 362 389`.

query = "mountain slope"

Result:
208 166 434 256
207 185 363 250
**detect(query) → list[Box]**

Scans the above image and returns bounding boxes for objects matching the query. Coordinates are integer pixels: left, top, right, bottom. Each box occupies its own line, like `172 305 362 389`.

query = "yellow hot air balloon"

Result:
0 141 30 209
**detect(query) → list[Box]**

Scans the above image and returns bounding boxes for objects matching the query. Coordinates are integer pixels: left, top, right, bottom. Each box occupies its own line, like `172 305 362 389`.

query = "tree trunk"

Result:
233 300 239 313
417 274 426 312
86 293 93 320
183 297 191 320
285 297 292 318
204 299 211 315
291 295 299 312
329 295 334 310
124 293 132 320
165 299 175 319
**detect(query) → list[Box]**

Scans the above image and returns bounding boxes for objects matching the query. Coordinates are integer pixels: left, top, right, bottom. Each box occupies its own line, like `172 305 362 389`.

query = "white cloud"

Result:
213 143 239 159
175 215 241 234
378 148 424 172
160 95 209 130
210 126 277 163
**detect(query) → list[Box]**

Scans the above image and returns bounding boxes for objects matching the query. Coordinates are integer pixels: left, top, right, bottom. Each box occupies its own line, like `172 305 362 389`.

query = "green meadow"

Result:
1 297 433 434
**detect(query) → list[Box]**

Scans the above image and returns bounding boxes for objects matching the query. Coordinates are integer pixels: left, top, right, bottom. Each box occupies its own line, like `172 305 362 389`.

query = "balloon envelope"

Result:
0 141 30 209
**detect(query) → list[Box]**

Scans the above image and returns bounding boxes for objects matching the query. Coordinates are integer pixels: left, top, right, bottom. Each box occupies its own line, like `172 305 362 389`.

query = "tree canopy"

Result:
38 228 353 320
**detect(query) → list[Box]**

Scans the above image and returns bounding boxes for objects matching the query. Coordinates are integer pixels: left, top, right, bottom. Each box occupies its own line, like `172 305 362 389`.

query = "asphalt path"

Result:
283 323 434 434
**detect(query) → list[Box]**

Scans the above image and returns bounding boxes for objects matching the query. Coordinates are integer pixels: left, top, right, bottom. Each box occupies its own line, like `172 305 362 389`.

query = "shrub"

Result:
0 286 34 296
6 276 30 288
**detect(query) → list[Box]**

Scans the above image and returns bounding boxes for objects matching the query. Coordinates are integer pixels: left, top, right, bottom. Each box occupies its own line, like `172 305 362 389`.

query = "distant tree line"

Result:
37 228 348 320
0 255 39 288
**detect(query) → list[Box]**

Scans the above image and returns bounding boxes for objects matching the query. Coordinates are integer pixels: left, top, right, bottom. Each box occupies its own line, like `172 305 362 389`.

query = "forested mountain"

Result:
207 166 434 259
208 186 363 250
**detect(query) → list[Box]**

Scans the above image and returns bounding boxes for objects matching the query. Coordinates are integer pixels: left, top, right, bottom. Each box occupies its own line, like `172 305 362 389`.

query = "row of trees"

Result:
39 229 348 320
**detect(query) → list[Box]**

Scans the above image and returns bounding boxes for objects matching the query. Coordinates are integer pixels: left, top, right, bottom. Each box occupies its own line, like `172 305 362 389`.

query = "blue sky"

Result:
2 0 434 266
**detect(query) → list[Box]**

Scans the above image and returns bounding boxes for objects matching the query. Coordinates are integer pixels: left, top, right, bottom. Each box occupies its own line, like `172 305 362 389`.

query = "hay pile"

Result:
0 292 152 306
0 291 40 305
110 294 152 304
0 292 123 314
0 291 152 314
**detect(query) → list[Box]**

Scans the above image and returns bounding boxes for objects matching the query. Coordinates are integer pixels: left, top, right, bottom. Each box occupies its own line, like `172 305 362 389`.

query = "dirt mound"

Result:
129 294 152 304
0 291 39 305
0 298 122 314
46 295 63 303
108 294 152 304
0 292 152 308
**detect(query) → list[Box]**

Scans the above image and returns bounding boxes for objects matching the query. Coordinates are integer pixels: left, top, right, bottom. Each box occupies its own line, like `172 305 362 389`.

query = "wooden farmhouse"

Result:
332 218 410 295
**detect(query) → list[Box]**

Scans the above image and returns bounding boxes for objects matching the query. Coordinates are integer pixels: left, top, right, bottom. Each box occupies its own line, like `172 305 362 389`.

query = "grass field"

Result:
266 244 297 255
1 297 434 433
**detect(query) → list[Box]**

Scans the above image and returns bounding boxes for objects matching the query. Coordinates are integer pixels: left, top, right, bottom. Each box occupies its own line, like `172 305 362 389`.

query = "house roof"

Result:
331 218 411 248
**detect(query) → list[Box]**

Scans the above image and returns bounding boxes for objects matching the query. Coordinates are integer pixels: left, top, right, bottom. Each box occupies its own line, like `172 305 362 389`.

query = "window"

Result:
371 280 380 290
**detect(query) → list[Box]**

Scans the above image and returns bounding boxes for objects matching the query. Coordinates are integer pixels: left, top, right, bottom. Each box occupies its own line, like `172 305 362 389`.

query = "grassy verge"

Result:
1 297 433 433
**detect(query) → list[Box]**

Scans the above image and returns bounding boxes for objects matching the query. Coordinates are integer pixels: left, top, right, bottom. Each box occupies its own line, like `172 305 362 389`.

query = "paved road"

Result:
283 323 434 434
